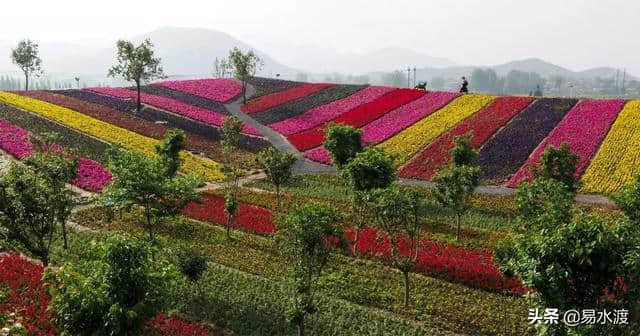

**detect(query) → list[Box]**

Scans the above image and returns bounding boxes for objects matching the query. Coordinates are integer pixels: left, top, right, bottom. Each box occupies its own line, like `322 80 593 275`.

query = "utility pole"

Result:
413 67 417 87
407 67 411 88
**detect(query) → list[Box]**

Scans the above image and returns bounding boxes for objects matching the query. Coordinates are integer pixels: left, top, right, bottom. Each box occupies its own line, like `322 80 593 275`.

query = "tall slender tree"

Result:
11 39 43 91
228 47 263 103
108 39 166 112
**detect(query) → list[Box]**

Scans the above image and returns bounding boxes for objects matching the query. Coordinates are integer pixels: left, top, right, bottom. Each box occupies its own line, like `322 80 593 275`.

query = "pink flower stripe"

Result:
241 83 333 114
270 86 395 135
303 147 332 165
88 87 261 136
153 78 243 102
361 91 460 145
399 96 535 181
0 118 111 191
507 99 625 188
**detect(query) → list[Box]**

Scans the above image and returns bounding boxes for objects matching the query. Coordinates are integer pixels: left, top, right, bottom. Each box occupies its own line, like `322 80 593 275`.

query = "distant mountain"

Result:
0 27 298 81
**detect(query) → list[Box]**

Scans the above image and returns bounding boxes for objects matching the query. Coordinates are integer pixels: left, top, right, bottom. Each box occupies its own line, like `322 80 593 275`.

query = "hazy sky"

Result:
1 0 638 74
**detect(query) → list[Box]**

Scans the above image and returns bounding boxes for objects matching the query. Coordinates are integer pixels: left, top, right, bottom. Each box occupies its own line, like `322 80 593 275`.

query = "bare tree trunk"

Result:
456 213 461 241
403 270 410 307
276 185 280 211
296 318 305 336
136 81 142 113
242 77 247 104
61 221 68 250
25 73 29 91
226 213 232 239
353 227 359 256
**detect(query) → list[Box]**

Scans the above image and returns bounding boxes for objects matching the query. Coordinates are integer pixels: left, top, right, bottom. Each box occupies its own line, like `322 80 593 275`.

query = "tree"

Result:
108 39 166 112
323 123 362 168
178 248 207 299
277 204 344 336
228 47 263 103
213 57 230 78
0 156 75 265
367 187 421 307
46 234 179 336
432 135 480 241
154 129 185 177
11 39 43 91
103 145 202 242
613 174 640 223
340 147 396 254
515 178 575 232
532 143 580 193
223 190 237 239
256 147 297 210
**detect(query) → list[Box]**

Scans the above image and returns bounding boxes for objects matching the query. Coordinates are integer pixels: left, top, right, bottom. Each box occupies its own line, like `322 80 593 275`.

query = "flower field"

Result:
288 88 426 151
153 78 243 102
398 96 534 180
581 100 640 193
241 83 333 114
477 98 577 182
0 92 225 182
140 85 229 115
250 84 366 125
246 76 302 98
379 94 494 164
270 86 394 135
89 87 262 136
507 99 625 187
0 118 111 191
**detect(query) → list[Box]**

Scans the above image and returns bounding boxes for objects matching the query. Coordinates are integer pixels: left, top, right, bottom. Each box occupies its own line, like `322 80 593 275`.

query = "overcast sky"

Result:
1 0 638 74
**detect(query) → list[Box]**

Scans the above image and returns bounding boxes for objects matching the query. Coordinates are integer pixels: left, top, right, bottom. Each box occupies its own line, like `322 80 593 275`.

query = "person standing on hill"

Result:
459 76 469 93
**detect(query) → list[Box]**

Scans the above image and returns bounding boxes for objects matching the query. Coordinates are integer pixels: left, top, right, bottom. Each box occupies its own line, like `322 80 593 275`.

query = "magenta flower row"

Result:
360 91 460 145
89 87 262 136
0 118 111 192
507 99 625 187
270 86 394 136
153 78 243 102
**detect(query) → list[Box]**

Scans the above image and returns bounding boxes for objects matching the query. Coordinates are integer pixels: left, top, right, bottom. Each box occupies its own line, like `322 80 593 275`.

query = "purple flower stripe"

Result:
303 147 332 165
360 91 460 145
153 78 243 102
0 118 111 191
507 99 625 187
139 85 230 115
88 87 262 136
477 98 578 182
247 76 302 98
57 89 138 111
270 86 395 136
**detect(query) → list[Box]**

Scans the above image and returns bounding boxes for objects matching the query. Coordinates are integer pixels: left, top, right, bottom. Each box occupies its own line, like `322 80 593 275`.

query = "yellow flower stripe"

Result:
0 91 224 182
581 100 640 194
378 94 494 164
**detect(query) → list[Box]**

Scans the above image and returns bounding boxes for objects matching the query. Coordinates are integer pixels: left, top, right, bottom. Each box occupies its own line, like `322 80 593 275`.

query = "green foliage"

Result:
515 178 575 231
324 123 363 168
228 47 263 103
496 213 640 336
256 147 297 209
451 134 477 166
154 129 185 177
45 234 180 336
277 204 344 335
103 148 201 241
340 147 395 192
108 38 166 111
613 174 640 223
178 249 207 283
0 151 75 264
366 187 422 306
11 39 43 90
532 143 580 193
433 165 480 241
224 190 237 238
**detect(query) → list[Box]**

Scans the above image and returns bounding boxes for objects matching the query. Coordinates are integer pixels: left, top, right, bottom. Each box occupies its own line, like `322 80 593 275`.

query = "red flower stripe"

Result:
0 253 57 336
399 96 534 181
287 89 426 151
181 195 525 294
241 83 333 114
182 194 277 235
145 314 215 336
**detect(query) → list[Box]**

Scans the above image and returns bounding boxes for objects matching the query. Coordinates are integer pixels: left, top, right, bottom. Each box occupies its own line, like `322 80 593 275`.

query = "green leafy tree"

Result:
613 174 640 223
515 177 575 231
46 234 179 336
532 143 580 193
340 147 395 254
154 129 185 177
277 204 345 336
256 147 297 210
178 248 207 300
108 39 166 112
0 155 75 265
433 135 480 241
220 116 245 237
11 39 43 91
224 190 237 239
228 47 263 103
367 187 422 307
323 123 363 168
103 146 201 242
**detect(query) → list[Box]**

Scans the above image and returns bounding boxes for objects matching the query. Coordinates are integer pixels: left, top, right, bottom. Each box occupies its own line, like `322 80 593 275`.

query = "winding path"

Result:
222 81 614 206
